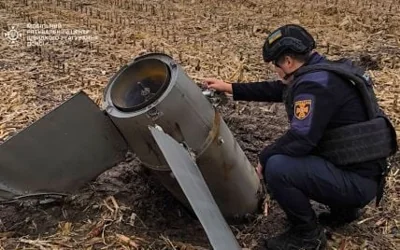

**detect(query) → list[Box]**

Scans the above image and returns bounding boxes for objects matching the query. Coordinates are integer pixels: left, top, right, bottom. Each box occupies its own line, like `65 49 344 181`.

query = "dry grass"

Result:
0 0 399 249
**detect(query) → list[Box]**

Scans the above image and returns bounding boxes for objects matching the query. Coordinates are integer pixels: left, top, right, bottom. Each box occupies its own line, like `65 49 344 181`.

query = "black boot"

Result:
318 207 362 228
264 225 326 250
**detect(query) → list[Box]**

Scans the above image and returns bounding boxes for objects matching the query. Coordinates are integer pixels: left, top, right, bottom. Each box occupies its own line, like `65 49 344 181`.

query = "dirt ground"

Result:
0 0 399 249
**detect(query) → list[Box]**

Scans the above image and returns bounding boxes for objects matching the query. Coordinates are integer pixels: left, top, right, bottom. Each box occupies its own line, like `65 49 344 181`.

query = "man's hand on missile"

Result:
203 78 233 94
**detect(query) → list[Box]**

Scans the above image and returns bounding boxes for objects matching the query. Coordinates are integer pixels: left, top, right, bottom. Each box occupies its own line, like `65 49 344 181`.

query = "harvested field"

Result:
0 0 399 249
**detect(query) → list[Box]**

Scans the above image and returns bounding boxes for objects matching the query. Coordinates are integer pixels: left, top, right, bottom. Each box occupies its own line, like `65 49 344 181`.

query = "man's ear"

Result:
286 56 296 68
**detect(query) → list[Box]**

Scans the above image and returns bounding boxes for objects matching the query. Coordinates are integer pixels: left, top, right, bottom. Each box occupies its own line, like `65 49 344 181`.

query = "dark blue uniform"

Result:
231 52 384 229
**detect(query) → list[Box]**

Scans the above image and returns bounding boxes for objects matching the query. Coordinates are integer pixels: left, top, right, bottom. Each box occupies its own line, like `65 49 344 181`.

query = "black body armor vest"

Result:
283 59 398 166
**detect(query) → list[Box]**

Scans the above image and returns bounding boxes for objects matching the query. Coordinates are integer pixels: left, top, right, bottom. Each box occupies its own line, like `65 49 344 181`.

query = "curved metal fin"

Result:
149 126 241 250
0 91 128 199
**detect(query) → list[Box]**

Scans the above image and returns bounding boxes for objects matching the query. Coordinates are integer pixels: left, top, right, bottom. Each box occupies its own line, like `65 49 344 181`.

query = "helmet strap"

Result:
283 71 294 81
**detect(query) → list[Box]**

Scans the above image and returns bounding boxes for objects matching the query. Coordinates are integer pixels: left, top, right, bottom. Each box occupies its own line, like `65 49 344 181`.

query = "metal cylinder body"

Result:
103 53 260 218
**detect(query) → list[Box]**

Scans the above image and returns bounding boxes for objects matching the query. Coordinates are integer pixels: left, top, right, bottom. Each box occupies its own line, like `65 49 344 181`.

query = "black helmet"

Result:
262 24 316 63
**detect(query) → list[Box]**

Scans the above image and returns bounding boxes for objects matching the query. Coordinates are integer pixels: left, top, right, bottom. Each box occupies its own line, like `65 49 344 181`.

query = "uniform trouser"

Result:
264 155 378 229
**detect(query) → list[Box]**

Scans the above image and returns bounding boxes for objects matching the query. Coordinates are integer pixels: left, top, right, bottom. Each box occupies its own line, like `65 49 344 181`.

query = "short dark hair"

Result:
275 50 311 64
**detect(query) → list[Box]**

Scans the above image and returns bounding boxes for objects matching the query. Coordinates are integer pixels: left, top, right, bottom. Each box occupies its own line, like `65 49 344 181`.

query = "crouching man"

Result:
204 24 397 250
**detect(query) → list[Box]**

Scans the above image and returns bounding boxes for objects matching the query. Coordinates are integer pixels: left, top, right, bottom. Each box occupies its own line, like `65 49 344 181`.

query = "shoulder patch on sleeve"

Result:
291 93 315 135
294 99 312 120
